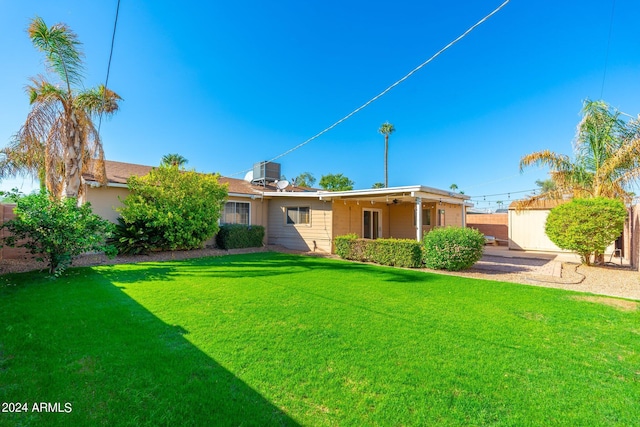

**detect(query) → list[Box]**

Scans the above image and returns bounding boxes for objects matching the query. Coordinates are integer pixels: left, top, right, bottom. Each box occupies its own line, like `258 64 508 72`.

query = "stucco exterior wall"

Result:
267 198 333 252
467 213 508 242
84 186 130 223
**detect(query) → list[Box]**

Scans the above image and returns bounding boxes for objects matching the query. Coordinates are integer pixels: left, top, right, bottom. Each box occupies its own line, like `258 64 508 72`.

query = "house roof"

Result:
83 160 313 196
83 160 470 205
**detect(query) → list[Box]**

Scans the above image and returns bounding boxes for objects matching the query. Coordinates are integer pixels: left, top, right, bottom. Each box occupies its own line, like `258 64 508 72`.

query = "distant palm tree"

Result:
449 183 458 192
161 153 188 168
519 99 640 206
0 17 121 200
372 182 385 189
378 122 395 188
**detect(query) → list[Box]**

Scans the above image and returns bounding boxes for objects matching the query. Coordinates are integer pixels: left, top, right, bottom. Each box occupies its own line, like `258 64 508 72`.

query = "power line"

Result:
97 0 121 136
230 0 511 176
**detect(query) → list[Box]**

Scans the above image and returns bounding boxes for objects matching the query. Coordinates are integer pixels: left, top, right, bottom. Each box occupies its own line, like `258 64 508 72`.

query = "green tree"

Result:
1 191 116 275
319 173 354 191
545 197 626 265
379 122 395 188
117 166 228 250
535 179 557 195
293 172 316 187
161 153 188 168
0 17 121 200
449 183 458 192
519 100 640 206
372 182 385 189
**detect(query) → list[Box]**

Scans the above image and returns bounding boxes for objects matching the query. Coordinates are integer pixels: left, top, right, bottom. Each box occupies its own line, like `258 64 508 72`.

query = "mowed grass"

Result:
1 252 639 426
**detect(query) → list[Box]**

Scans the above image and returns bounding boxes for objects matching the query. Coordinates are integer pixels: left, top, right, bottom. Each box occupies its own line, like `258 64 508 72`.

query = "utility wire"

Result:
230 0 511 177
97 0 121 136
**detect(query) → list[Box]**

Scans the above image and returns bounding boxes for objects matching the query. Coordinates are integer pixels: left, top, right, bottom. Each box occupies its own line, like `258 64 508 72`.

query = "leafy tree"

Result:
545 197 626 266
519 99 640 207
449 183 458 191
293 172 316 188
161 153 188 168
117 166 228 250
1 191 116 275
319 173 354 191
535 179 557 195
379 122 395 188
372 182 385 189
0 17 121 200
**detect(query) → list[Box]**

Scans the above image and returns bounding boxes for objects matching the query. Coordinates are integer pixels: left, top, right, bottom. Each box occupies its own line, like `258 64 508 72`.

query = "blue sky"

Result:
1 0 639 210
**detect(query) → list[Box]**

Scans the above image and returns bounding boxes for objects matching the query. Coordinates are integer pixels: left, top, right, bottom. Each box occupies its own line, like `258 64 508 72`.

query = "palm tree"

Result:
161 153 188 168
449 183 459 192
378 122 395 188
519 99 640 206
0 17 121 200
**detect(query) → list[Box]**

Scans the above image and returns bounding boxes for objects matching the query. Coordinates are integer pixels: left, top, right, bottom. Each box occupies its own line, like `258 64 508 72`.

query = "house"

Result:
82 160 472 253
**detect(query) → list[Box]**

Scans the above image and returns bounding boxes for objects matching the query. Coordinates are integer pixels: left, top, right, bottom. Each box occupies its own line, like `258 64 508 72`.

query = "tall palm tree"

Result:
378 122 395 188
519 100 640 206
161 153 189 168
0 17 121 200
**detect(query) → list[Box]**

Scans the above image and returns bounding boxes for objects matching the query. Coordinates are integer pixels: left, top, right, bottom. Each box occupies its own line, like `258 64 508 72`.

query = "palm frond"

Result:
75 85 122 117
28 17 84 91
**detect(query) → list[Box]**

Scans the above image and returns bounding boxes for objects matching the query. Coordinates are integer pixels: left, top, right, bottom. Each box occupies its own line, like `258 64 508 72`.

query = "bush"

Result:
109 217 165 255
334 233 359 259
118 165 228 250
545 197 626 265
334 235 422 268
216 225 265 249
370 239 423 268
1 192 116 276
422 227 484 271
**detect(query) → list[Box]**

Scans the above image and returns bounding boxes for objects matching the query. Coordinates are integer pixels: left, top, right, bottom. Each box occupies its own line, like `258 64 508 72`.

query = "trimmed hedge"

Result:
334 234 422 268
216 224 265 250
422 226 484 271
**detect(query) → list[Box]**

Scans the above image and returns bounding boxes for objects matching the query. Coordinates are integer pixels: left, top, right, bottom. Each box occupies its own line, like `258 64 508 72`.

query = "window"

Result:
286 207 310 225
423 209 431 226
414 209 432 226
222 201 250 225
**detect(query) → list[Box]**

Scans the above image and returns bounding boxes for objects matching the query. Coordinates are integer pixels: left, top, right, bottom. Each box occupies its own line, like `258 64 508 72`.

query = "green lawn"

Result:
1 252 639 426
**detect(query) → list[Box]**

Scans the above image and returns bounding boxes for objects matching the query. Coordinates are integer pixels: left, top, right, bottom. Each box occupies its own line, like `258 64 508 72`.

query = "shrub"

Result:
371 239 423 268
422 226 484 271
109 217 165 255
216 225 265 250
545 197 626 265
118 165 228 250
334 235 422 268
1 192 116 276
334 233 358 259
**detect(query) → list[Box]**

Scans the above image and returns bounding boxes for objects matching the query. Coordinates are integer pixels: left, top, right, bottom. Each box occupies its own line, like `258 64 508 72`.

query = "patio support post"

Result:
416 197 423 242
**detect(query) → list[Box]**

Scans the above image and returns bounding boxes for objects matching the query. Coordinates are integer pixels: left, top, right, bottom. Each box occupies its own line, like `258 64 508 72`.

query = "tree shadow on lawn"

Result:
0 270 299 427
93 252 433 285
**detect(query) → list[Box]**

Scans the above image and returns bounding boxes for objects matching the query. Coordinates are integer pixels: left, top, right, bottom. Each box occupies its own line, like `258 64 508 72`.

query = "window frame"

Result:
285 206 311 226
221 201 251 225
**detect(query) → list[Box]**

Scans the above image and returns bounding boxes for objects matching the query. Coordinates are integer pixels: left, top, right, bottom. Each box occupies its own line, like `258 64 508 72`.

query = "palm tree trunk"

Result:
63 112 82 199
384 134 388 188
